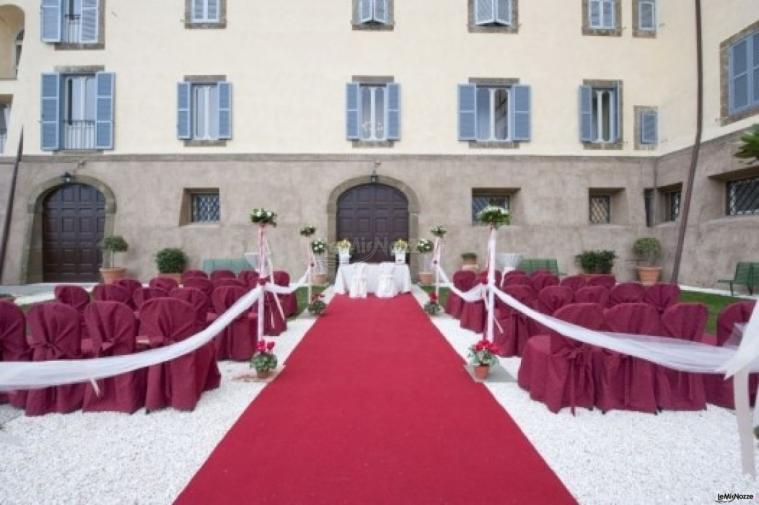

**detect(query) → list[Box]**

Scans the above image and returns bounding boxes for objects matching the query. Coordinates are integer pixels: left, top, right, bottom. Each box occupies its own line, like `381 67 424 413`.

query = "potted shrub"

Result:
100 235 129 284
575 250 617 276
251 340 278 379
311 239 328 285
468 339 500 381
155 247 187 283
461 252 479 272
632 237 663 286
416 239 434 284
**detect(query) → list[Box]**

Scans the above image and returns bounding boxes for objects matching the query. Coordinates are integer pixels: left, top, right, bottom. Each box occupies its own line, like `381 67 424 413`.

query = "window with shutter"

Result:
580 82 622 146
729 32 759 115
353 0 393 27
640 109 658 146
474 0 512 26
42 0 101 45
583 0 620 36
186 0 226 28
348 80 399 144
459 82 531 145
638 0 656 32
179 79 231 143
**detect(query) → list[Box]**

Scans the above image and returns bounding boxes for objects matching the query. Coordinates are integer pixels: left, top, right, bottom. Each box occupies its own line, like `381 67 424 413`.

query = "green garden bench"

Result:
202 258 252 275
718 262 759 296
517 258 563 276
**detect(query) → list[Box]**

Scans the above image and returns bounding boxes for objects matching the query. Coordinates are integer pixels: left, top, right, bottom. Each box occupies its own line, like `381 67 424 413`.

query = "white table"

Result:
334 263 412 298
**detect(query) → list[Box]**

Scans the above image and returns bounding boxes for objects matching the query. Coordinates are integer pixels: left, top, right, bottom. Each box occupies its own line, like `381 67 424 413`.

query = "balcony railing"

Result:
63 120 95 150
63 15 81 44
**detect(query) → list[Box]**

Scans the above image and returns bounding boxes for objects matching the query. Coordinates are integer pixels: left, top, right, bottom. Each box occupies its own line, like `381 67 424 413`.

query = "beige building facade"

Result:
0 0 756 286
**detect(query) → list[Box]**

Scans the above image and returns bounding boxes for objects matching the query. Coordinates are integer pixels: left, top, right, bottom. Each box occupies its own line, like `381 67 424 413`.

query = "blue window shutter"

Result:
346 83 360 140
94 72 115 150
192 0 204 21
612 85 621 142
589 0 601 28
41 73 61 151
730 38 749 113
639 0 656 31
386 83 401 141
458 84 477 141
752 33 759 104
207 0 220 21
579 85 593 142
217 82 232 139
80 0 99 43
602 0 615 28
511 85 531 142
358 0 373 23
641 110 658 145
475 0 495 25
41 0 62 43
177 82 192 140
373 0 389 24
496 0 511 25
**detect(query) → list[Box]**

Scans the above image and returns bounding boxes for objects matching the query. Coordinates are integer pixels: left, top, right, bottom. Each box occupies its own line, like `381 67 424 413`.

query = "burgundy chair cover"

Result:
149 276 179 293
272 270 298 318
210 270 236 282
532 274 560 292
594 303 662 413
183 277 214 297
609 282 646 306
213 278 246 289
444 271 476 319
82 302 145 413
586 275 616 290
139 298 221 411
54 285 90 313
170 287 212 326
459 276 486 334
212 286 258 361
518 303 605 414
644 284 681 313
92 284 132 305
704 301 758 409
574 286 610 307
503 274 533 288
535 286 574 315
113 278 142 300
493 285 536 357
529 269 551 278
504 269 526 279
25 304 84 416
182 270 208 282
657 303 707 410
560 275 587 292
238 269 260 288
0 301 30 408
132 287 168 310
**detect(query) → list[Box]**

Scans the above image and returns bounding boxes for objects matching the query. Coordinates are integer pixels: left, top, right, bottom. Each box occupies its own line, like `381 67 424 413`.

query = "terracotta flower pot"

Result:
256 368 272 379
312 273 328 286
636 266 662 286
418 271 434 285
100 267 127 285
474 365 490 381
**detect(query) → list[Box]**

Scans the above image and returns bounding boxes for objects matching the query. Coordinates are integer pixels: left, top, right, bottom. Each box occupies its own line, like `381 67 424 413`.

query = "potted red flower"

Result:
251 340 278 379
468 339 500 380
424 292 441 316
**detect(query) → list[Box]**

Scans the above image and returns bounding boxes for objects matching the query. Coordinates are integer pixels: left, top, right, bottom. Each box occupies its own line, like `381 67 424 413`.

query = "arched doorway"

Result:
337 183 409 263
42 183 106 282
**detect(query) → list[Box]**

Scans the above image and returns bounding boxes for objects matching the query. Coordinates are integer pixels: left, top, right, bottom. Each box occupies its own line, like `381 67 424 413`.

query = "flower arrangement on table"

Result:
250 208 277 227
430 225 447 238
476 205 510 229
468 339 500 380
424 292 441 316
251 340 278 379
336 239 352 253
300 225 317 237
416 239 434 254
308 293 327 316
311 239 328 255
392 239 409 254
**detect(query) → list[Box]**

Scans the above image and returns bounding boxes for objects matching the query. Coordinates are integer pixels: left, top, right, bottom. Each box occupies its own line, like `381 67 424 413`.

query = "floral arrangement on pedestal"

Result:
308 293 327 316
416 239 435 285
300 224 316 237
476 205 510 229
416 239 434 254
424 292 441 316
468 339 500 380
392 239 409 253
336 239 352 252
431 225 447 238
250 208 278 227
311 239 327 255
251 340 278 379
309 239 328 285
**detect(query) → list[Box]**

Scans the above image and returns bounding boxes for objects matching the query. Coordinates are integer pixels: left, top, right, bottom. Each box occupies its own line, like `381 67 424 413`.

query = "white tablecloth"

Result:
334 263 412 298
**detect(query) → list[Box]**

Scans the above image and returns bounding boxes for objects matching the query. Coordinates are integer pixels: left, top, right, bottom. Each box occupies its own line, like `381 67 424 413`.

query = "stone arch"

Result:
22 174 116 283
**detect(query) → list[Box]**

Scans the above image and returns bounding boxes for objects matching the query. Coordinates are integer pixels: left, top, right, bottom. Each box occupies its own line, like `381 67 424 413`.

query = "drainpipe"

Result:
0 128 23 282
670 0 703 284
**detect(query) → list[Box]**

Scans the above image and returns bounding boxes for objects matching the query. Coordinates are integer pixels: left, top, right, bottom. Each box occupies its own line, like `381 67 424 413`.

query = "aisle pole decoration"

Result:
416 238 434 285
300 225 317 303
476 206 510 343
251 208 278 340
431 225 447 299
311 239 328 285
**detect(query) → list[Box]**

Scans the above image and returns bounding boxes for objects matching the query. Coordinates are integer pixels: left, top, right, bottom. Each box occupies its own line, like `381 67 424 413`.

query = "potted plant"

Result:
461 252 479 272
311 239 328 285
155 247 187 283
416 238 434 284
307 293 327 316
468 339 500 381
632 237 663 286
100 235 129 284
336 239 352 265
251 340 278 379
424 292 441 316
575 250 617 276
392 238 409 265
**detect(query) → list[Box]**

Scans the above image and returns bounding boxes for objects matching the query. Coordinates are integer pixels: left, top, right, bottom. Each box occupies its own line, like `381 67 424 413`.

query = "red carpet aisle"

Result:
176 294 576 504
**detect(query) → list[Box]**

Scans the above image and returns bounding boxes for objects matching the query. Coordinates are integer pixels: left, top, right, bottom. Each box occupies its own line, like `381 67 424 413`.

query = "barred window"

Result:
727 176 759 216
644 189 654 227
472 190 510 224
191 192 220 222
664 190 681 222
589 195 611 224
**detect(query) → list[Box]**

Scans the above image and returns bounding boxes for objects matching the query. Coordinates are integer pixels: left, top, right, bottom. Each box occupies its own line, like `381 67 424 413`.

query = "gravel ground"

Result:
0 290 331 505
411 287 759 504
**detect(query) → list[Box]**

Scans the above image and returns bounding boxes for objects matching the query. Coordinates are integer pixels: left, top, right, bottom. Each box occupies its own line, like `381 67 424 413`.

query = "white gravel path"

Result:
0 290 332 505
411 287 759 504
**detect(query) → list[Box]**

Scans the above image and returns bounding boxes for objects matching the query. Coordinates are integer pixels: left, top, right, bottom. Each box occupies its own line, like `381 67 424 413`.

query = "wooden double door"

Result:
337 183 409 263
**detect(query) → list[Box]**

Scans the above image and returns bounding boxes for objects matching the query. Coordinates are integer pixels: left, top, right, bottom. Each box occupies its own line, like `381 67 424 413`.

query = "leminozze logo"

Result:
716 493 755 503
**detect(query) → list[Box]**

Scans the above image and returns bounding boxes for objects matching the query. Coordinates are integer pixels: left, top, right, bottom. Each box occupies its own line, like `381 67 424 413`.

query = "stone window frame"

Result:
466 77 521 150
632 0 657 38
185 0 227 30
352 0 394 31
588 188 625 225
351 75 396 148
634 105 657 150
581 0 622 37
471 187 520 225
183 74 228 147
55 0 106 51
180 188 221 226
720 20 759 126
467 0 519 34
582 79 624 151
